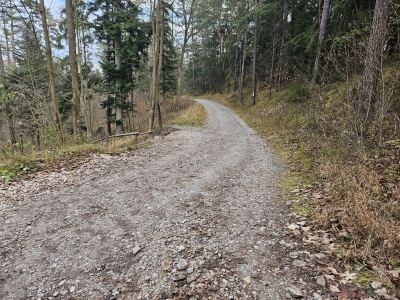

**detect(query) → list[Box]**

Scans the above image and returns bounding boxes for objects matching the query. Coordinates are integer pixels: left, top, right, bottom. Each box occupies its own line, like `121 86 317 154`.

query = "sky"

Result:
44 0 64 18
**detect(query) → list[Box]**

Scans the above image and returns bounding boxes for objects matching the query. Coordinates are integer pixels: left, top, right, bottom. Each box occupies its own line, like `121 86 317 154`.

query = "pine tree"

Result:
91 0 150 135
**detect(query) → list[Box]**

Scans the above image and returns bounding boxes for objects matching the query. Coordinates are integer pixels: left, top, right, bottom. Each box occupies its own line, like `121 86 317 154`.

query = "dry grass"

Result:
0 143 107 182
205 80 400 267
319 162 400 260
1 96 207 183
168 101 207 127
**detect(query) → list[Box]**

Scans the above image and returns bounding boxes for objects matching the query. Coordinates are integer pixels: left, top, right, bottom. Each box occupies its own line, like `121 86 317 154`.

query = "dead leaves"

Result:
340 271 357 285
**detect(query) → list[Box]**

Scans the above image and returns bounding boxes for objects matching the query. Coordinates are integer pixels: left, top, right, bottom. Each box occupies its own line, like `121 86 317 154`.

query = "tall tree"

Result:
176 0 197 96
251 0 259 106
65 0 81 138
311 0 330 86
149 0 164 131
358 0 390 122
91 0 150 135
239 21 249 105
39 0 65 145
0 45 5 75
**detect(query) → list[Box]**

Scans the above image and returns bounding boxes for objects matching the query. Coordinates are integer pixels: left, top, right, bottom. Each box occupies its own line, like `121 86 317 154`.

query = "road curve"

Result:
1 100 318 299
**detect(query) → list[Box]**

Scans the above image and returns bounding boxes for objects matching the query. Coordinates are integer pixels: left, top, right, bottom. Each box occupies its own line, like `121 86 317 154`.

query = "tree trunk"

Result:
269 0 278 93
0 45 5 76
201 36 205 94
311 0 330 86
149 0 163 131
66 0 81 138
192 40 195 94
239 23 249 105
251 0 259 106
358 0 389 122
10 0 15 66
114 2 123 135
3 19 11 69
177 0 196 96
39 0 65 145
276 1 288 92
0 45 16 146
156 1 164 130
115 36 122 135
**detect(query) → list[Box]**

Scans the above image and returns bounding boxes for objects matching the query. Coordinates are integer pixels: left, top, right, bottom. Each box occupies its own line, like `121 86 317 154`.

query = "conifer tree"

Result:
91 0 150 135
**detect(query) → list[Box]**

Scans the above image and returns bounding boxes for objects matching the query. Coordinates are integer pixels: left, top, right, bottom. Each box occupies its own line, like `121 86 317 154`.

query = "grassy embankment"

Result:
201 79 400 285
0 97 206 183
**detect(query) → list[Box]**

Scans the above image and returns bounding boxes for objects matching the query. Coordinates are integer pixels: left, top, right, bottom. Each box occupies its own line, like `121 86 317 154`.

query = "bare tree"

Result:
149 0 164 131
239 22 249 105
276 0 288 92
39 0 65 145
0 44 5 75
251 0 259 106
358 0 389 122
311 0 330 86
176 0 197 96
66 0 81 138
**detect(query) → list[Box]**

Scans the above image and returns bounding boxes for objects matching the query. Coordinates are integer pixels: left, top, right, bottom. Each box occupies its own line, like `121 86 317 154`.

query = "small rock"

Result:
371 281 383 289
187 273 199 283
172 273 186 282
58 279 66 287
312 293 322 300
53 291 59 297
37 291 45 297
375 287 395 299
177 245 185 252
187 267 194 274
243 276 251 284
161 261 172 271
132 246 141 255
70 286 75 293
293 260 306 267
289 287 304 298
144 276 151 282
316 276 326 287
176 259 187 271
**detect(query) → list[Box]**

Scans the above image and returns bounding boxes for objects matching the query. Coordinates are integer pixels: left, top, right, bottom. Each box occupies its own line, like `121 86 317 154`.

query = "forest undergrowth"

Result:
206 78 400 284
0 97 203 183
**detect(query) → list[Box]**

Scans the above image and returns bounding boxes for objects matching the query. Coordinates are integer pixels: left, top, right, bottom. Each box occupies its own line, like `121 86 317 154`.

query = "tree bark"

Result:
269 0 278 93
276 0 288 92
311 0 330 86
156 1 164 130
177 0 196 96
113 1 124 135
0 44 16 145
115 34 123 135
39 0 65 145
66 0 81 138
0 45 5 76
239 23 249 105
358 0 389 122
251 0 259 106
149 0 163 131
2 19 11 69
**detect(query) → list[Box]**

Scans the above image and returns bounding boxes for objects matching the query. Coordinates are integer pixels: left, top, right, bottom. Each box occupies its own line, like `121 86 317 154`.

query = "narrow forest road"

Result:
0 100 331 299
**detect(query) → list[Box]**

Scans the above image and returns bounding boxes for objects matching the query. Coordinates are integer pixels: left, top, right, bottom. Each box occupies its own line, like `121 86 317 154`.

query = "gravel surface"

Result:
0 100 332 299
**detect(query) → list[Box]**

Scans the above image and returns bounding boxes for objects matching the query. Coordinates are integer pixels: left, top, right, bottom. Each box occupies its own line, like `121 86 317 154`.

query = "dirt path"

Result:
0 100 330 299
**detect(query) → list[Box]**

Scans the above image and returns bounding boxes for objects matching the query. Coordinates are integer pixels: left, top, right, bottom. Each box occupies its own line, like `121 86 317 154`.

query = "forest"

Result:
1 0 400 287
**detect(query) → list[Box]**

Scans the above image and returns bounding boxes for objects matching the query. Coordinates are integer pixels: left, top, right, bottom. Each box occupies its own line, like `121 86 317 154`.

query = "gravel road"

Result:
0 100 329 299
